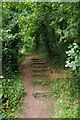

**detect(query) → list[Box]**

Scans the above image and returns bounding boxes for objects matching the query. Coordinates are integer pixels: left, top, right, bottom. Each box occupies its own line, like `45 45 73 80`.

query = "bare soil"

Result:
17 54 56 118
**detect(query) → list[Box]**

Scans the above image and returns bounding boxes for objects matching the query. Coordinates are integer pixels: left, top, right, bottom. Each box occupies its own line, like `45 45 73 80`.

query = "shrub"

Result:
65 43 80 77
2 75 25 119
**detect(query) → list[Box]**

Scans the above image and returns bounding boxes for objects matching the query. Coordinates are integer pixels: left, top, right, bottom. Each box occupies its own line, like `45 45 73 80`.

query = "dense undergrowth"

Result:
2 75 25 119
50 77 78 118
2 3 25 119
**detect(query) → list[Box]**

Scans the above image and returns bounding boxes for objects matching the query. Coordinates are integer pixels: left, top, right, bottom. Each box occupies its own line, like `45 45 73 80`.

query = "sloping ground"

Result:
17 55 56 118
15 54 78 118
49 67 71 79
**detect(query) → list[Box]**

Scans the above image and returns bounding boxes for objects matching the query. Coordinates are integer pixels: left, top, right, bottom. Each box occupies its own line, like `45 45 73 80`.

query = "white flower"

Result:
0 75 4 79
65 64 68 67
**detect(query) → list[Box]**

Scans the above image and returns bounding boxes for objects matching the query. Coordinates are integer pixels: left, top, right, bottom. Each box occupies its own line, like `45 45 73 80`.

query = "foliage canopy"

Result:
2 2 80 119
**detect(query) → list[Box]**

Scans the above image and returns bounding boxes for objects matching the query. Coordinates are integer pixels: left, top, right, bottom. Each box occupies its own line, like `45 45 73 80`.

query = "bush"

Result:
65 43 80 77
2 75 25 119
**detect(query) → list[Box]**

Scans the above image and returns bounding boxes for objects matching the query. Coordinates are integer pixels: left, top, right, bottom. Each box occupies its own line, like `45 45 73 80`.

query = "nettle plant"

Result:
65 43 80 76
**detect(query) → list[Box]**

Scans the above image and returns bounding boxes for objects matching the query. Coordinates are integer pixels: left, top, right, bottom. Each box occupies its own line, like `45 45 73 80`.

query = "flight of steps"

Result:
31 57 52 98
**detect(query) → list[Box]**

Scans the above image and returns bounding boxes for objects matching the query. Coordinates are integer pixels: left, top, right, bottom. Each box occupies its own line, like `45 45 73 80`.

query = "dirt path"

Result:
17 54 56 118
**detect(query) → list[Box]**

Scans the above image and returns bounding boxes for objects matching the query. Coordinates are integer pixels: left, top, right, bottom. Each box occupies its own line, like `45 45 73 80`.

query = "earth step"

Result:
32 72 47 75
32 92 51 98
31 61 45 64
32 63 45 65
32 68 50 71
33 79 49 83
32 74 48 77
32 64 45 67
32 69 47 72
31 61 44 62
33 81 50 86
31 59 42 61
32 66 45 69
31 58 41 61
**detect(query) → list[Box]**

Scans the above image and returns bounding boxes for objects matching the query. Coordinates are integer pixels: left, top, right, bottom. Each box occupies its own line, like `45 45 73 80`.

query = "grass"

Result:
48 62 79 118
50 77 79 118
2 74 25 119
